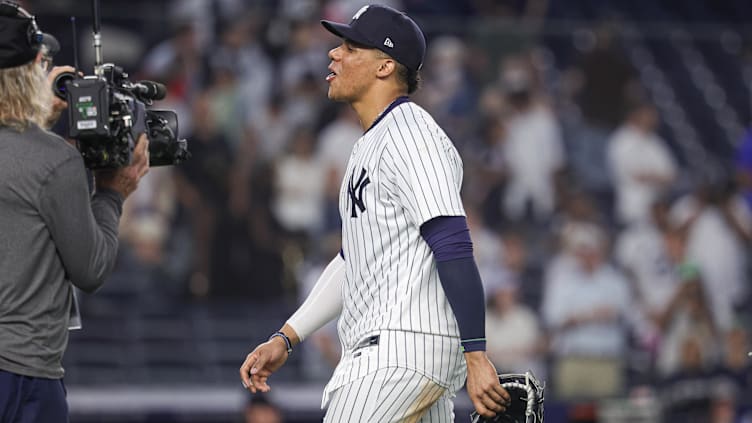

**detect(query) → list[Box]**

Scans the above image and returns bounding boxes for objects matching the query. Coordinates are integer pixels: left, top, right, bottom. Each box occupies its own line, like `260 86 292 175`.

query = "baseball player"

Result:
240 4 510 421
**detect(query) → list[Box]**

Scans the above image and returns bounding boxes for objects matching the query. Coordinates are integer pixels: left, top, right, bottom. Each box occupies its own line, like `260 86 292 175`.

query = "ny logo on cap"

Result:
383 37 394 48
352 5 369 20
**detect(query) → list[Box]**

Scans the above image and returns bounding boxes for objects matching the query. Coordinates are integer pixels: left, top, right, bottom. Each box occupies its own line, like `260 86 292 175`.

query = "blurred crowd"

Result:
32 0 752 421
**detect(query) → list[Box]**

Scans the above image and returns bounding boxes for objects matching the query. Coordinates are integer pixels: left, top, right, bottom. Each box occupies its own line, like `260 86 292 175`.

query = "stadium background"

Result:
23 0 752 421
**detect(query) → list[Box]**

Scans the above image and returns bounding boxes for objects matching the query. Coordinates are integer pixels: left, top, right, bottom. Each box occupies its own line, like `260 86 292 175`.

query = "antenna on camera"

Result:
70 16 80 76
91 0 103 76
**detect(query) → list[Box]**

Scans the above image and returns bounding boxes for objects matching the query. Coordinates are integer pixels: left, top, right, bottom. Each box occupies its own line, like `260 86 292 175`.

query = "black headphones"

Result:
0 1 43 49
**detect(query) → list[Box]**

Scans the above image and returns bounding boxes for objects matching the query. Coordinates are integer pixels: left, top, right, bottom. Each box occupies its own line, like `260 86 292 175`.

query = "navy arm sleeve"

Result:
420 216 486 352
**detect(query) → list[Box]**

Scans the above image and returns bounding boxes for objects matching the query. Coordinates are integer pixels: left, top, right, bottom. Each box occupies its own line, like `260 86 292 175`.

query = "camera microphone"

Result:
131 80 167 100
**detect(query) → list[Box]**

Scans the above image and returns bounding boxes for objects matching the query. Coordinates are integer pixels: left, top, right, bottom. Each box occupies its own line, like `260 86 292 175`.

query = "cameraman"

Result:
0 3 149 420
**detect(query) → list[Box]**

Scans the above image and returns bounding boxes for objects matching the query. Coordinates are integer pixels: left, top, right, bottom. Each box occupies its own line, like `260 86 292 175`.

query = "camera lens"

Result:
52 72 76 100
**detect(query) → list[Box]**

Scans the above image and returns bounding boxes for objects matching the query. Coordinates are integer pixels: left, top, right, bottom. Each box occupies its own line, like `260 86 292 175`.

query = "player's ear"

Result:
375 58 396 78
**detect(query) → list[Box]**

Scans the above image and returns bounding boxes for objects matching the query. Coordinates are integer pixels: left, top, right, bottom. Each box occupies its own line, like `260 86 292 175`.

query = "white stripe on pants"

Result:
324 367 455 423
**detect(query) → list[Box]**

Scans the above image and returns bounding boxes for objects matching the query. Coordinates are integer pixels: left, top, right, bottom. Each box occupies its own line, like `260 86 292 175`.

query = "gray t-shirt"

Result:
0 124 123 379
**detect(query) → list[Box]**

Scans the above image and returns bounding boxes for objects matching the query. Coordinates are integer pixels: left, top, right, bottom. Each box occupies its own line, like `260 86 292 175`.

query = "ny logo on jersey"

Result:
348 168 371 218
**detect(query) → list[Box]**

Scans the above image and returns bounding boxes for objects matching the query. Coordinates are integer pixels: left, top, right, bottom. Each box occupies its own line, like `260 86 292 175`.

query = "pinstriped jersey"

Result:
337 99 465 349
322 99 468 403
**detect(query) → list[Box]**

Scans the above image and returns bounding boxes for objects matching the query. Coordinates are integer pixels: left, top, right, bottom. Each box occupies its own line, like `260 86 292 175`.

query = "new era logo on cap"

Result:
321 4 426 72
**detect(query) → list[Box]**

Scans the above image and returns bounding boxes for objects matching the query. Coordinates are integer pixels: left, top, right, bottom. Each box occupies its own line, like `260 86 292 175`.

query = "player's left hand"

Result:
465 351 511 419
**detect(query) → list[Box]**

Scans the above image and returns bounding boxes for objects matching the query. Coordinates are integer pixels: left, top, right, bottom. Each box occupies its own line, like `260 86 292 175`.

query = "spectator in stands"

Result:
466 205 504 290
468 0 547 84
212 14 274 125
669 178 752 330
205 45 248 152
655 264 720 377
166 0 248 49
272 125 327 242
107 167 179 304
564 21 640 209
607 102 678 226
210 154 287 301
462 117 508 222
660 335 719 423
119 167 177 269
485 278 544 377
470 207 542 310
174 91 233 297
280 19 329 98
141 19 203 103
244 393 284 423
504 231 546 309
500 57 566 222
614 198 675 315
248 93 295 163
542 222 632 400
316 104 361 232
614 198 683 351
568 21 638 133
284 71 327 130
714 325 751 416
415 35 478 143
550 189 608 235
316 104 361 185
547 191 608 281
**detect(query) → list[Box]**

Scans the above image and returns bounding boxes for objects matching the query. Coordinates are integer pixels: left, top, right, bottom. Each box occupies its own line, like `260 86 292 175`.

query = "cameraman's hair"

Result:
376 50 421 94
0 60 52 131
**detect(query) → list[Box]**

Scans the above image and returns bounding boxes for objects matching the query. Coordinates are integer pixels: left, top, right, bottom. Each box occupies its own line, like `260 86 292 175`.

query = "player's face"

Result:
326 40 383 103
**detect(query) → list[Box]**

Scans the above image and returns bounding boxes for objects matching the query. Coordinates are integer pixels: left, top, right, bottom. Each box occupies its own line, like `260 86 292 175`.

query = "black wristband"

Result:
269 331 292 354
461 338 487 353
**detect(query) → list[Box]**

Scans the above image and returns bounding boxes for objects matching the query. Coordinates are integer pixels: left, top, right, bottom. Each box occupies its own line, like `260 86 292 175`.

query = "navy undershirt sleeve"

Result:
420 216 486 352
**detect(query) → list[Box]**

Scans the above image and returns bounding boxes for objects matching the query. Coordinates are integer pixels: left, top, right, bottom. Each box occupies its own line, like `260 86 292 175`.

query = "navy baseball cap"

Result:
321 4 426 72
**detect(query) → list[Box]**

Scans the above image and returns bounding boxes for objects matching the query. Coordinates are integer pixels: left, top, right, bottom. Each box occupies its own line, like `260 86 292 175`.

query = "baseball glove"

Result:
470 371 545 423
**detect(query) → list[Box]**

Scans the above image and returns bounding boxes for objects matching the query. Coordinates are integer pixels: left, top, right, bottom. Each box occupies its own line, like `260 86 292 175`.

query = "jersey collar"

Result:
365 95 410 134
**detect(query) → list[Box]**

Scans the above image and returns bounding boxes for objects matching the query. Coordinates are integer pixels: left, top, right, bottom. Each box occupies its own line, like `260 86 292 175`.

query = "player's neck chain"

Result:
365 95 410 134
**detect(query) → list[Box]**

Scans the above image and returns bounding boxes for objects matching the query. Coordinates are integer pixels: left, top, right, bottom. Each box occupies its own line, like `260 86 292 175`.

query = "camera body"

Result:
55 64 189 169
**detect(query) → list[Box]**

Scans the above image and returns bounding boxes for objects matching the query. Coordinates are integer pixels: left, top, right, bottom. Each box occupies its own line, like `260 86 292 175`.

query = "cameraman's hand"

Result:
45 65 77 128
95 134 150 199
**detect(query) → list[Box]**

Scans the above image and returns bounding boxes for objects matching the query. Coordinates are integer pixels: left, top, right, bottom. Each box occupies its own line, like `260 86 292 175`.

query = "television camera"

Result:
52 0 189 168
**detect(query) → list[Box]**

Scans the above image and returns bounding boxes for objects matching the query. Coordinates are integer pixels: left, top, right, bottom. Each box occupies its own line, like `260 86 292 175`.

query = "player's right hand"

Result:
240 337 289 393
